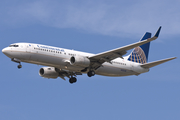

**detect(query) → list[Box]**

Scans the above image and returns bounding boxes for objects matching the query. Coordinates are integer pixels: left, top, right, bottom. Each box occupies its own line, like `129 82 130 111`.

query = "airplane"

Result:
2 26 176 84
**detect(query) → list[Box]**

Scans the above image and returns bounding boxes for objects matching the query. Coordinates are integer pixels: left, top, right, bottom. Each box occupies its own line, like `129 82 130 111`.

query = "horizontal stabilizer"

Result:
141 57 176 68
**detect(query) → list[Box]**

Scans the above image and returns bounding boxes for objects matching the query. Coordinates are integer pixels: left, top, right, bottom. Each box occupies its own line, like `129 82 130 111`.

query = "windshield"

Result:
9 45 19 47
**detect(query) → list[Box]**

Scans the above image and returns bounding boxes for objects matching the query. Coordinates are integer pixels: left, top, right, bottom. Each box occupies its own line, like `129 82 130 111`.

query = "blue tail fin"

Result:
128 32 151 64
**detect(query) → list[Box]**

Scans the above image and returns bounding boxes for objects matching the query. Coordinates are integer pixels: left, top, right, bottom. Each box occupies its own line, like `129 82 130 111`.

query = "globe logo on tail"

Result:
128 46 147 64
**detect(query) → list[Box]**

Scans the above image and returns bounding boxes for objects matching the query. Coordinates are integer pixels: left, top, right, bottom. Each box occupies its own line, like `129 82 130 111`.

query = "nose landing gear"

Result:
18 64 22 69
11 58 22 69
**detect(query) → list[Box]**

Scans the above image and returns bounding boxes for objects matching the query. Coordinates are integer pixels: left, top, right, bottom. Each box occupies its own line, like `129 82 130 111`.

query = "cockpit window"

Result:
9 45 19 47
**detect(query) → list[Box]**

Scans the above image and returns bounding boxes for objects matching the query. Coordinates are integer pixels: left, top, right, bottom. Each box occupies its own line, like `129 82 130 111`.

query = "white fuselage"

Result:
2 43 149 77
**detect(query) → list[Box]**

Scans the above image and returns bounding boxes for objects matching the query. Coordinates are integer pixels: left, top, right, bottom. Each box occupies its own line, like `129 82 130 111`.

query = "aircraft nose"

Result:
2 48 6 54
2 47 16 58
2 47 9 55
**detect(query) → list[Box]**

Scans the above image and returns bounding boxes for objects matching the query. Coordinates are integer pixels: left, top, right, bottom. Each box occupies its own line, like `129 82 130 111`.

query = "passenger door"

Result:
26 44 32 53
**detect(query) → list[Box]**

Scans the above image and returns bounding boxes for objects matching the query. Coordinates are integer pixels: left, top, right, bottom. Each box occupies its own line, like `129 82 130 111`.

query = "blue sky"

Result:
0 0 180 120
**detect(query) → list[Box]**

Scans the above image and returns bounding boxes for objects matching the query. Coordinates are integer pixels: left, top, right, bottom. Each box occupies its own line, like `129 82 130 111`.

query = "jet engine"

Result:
39 67 59 79
70 56 90 67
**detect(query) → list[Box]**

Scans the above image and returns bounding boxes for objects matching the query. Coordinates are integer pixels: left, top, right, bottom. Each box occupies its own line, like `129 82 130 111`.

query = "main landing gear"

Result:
87 70 95 77
69 77 77 84
69 70 95 84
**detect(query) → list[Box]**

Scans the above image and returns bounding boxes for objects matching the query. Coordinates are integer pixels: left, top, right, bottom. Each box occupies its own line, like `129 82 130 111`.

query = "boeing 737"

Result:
2 27 176 83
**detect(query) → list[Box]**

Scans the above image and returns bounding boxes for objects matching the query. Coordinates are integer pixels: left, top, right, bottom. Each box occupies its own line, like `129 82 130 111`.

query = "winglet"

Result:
154 26 162 37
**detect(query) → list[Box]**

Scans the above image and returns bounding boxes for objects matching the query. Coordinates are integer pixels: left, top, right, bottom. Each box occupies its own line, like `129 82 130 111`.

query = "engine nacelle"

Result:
70 56 90 67
39 67 59 79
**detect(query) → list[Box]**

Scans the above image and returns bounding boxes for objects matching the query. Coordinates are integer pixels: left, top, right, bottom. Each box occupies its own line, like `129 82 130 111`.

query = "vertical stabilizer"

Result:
128 32 151 64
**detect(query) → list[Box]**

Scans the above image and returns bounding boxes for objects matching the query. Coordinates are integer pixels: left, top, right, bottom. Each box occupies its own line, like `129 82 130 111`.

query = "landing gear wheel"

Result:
87 70 95 77
69 77 77 84
72 77 77 83
69 78 73 84
18 65 22 69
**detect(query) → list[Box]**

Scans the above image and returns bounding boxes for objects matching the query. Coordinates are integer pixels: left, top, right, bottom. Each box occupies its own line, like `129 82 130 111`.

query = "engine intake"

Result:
70 56 90 67
39 67 59 79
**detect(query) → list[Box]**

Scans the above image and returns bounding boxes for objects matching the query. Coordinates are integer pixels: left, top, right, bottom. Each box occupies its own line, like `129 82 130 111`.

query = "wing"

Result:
89 27 161 70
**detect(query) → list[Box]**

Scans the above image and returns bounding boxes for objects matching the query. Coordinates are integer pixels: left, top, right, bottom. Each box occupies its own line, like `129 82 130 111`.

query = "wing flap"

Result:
56 68 82 80
140 57 176 68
